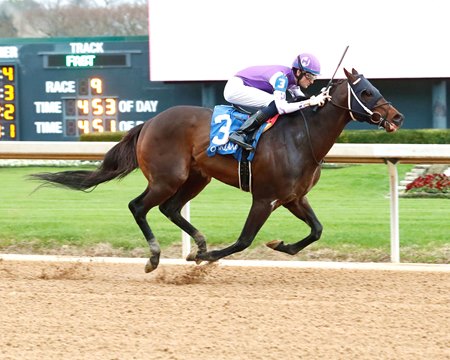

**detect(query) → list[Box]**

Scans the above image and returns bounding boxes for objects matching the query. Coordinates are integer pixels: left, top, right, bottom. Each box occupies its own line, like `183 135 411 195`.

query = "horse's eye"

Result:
362 89 372 97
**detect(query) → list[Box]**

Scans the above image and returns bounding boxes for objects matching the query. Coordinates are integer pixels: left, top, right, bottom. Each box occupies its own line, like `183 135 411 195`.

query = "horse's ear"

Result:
344 68 356 82
352 68 359 75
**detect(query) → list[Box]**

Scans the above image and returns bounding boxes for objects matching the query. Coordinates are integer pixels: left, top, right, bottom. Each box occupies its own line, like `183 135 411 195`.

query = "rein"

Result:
300 110 321 166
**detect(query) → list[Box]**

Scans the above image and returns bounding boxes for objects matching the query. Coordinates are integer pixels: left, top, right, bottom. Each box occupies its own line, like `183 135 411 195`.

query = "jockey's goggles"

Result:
304 72 317 81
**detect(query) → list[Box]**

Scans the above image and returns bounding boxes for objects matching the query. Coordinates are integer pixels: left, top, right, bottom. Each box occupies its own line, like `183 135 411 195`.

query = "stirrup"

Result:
229 133 254 151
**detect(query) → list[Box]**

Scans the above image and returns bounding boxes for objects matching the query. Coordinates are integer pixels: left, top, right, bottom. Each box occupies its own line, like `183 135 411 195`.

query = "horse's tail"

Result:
29 123 145 191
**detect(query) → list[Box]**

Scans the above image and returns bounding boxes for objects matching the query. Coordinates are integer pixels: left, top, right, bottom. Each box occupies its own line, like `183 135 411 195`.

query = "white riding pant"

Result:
223 77 274 108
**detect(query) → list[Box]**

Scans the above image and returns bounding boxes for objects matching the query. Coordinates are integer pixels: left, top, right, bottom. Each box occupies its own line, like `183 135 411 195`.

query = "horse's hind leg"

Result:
159 171 211 261
266 196 323 255
129 184 179 273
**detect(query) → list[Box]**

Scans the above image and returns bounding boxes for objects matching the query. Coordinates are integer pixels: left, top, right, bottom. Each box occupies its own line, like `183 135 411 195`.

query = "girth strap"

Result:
238 150 252 192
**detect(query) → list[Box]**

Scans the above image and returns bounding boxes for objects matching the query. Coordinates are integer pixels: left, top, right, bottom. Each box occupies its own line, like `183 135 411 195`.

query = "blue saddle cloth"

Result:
207 105 268 162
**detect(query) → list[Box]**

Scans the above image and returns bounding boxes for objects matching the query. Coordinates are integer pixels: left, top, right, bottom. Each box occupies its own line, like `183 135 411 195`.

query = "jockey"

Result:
224 52 331 151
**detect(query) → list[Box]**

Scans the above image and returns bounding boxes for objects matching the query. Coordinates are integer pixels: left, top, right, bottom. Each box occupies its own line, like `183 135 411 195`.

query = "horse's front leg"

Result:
191 199 273 262
266 196 323 255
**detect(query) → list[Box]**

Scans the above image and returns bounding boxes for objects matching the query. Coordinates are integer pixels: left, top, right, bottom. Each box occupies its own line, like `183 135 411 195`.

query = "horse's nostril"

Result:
394 113 404 126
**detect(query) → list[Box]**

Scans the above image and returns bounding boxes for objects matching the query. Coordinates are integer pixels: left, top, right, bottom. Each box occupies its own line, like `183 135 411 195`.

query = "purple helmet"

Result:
292 53 321 75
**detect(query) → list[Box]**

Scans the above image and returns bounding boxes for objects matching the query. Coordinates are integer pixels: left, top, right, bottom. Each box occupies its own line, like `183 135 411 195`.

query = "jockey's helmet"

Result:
292 53 321 75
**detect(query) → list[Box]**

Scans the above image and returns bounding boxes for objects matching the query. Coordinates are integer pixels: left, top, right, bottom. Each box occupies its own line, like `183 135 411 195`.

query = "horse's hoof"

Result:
144 256 160 273
266 240 297 255
186 251 206 265
266 240 283 250
196 251 219 263
186 251 197 262
144 261 156 273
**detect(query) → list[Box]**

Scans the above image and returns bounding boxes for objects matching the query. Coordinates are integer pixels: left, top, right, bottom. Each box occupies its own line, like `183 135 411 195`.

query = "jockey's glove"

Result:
308 92 332 107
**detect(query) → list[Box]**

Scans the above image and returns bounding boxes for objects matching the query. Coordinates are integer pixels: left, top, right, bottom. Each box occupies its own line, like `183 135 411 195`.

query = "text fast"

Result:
65 55 96 67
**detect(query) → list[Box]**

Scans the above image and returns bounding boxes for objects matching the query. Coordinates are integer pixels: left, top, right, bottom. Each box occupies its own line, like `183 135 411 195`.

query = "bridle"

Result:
329 76 391 129
302 72 394 166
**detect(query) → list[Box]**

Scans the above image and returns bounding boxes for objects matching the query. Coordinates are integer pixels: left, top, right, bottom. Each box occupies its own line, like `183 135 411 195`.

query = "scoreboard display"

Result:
62 77 119 136
0 65 17 139
0 36 217 141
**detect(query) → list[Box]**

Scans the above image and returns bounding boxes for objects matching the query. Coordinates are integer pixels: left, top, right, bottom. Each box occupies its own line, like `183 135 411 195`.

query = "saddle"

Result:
231 104 260 115
207 105 280 192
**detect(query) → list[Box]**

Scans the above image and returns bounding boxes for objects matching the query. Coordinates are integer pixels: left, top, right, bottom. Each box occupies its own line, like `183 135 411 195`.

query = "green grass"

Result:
0 164 448 262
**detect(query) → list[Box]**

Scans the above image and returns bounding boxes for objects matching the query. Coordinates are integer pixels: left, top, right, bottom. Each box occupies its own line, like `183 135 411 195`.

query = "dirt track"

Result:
0 259 449 360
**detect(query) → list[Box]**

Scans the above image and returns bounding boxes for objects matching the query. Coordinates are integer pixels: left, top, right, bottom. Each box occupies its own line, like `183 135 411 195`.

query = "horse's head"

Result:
342 68 404 132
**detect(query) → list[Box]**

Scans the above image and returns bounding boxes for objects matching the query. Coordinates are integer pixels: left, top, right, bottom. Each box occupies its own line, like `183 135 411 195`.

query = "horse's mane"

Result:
329 79 346 93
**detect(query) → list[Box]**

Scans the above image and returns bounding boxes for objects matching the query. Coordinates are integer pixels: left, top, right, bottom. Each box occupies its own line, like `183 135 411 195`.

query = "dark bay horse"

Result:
30 69 404 272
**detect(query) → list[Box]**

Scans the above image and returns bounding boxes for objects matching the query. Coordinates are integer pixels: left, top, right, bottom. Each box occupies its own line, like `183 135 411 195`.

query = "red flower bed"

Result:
405 173 449 194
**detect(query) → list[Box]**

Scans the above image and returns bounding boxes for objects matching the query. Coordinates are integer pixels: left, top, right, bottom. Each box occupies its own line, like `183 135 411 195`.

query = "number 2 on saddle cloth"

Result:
207 105 279 161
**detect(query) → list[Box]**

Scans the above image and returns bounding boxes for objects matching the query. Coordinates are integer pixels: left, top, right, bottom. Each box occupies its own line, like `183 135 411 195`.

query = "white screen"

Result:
148 0 450 81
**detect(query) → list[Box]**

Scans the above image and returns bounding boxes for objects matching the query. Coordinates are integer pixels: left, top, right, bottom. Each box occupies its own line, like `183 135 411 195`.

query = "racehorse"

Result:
30 69 404 273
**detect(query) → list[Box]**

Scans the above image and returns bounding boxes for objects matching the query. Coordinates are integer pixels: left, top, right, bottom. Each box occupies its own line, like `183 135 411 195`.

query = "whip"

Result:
325 45 349 91
312 45 349 112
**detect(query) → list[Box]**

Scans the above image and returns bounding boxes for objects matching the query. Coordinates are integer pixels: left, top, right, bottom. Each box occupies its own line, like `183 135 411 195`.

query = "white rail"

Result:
1 142 449 262
1 142 449 164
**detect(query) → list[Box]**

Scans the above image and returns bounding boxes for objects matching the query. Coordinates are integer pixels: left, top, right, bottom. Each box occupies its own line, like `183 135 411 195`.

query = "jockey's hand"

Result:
309 92 331 107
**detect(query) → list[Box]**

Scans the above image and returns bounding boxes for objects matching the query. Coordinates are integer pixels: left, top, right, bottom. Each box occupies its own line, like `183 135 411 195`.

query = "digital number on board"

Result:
0 65 17 139
63 77 118 137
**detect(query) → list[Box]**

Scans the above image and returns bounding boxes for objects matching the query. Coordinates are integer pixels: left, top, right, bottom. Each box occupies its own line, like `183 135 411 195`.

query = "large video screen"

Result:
148 0 450 81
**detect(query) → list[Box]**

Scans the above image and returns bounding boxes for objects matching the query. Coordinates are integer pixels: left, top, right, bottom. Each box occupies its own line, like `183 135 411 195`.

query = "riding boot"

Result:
228 110 270 151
